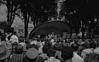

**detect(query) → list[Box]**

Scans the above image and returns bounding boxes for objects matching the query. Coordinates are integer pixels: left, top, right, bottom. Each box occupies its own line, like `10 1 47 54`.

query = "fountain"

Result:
56 0 66 21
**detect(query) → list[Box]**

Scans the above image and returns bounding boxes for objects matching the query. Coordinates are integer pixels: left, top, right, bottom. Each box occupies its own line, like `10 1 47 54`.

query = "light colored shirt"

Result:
94 47 99 54
72 52 84 62
81 48 93 59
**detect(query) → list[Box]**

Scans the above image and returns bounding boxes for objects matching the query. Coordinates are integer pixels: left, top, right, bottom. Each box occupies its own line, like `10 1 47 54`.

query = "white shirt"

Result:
94 47 99 54
81 48 93 59
72 52 84 62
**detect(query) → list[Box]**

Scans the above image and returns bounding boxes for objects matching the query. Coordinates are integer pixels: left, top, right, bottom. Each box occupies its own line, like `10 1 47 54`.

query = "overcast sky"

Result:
0 4 7 21
0 4 33 33
0 4 24 27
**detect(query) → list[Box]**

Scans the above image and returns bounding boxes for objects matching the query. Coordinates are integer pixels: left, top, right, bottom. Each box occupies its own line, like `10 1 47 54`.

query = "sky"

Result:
0 4 7 21
0 4 24 27
0 4 33 34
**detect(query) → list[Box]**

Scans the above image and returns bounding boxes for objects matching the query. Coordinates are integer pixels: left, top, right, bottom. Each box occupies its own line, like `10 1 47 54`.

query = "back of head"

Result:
47 48 56 57
84 53 99 62
71 43 79 52
61 46 73 62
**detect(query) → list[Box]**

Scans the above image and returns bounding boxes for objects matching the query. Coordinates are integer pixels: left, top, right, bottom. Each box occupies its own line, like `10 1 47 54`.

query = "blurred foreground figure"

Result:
71 43 84 62
61 46 73 62
84 53 99 62
0 41 11 62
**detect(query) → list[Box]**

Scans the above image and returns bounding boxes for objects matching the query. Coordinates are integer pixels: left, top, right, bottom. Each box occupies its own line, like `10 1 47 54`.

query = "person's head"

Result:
47 48 56 57
71 43 79 52
42 42 52 53
84 53 99 62
61 46 73 62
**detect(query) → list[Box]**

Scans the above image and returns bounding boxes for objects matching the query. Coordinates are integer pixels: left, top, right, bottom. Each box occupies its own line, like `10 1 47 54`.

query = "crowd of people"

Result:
0 31 99 62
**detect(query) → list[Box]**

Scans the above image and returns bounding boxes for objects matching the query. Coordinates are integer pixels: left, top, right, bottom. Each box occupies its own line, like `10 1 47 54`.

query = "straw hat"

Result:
26 48 39 59
0 44 11 60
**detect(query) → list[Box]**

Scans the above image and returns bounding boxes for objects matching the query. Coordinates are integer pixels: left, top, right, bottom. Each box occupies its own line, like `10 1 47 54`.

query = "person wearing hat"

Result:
0 44 11 62
23 48 39 62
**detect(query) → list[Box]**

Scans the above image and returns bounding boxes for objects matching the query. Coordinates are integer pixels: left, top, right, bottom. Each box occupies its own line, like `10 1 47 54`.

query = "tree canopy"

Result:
1 0 99 37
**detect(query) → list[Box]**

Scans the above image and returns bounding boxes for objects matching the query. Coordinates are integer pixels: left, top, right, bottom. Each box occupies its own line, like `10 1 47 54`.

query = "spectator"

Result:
84 53 99 62
71 43 84 62
23 48 39 62
61 46 73 62
42 42 52 53
81 48 93 59
45 48 60 62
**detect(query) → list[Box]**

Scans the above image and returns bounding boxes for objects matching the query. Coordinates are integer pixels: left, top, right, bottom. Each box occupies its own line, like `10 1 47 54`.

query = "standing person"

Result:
71 43 84 62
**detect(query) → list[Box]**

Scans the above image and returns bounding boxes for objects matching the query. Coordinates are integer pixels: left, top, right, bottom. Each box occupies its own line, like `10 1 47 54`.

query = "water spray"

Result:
56 0 66 21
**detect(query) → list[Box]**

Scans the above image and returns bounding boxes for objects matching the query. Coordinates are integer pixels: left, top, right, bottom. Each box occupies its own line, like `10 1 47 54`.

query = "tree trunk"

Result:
24 12 29 39
6 0 14 27
24 19 28 38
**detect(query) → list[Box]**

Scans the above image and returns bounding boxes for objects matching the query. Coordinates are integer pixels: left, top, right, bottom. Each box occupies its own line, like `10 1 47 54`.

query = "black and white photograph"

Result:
0 0 99 62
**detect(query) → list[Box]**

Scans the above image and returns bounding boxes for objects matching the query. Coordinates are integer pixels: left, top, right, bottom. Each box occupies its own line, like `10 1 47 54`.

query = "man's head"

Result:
61 46 73 62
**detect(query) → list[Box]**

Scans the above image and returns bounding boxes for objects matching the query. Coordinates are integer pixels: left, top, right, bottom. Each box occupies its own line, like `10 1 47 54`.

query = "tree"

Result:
26 0 56 27
0 0 21 27
0 0 29 38
6 0 21 27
